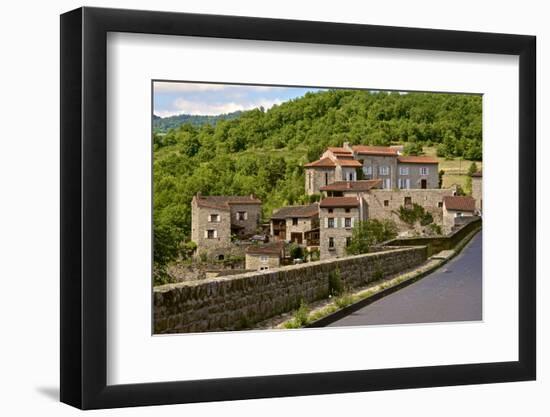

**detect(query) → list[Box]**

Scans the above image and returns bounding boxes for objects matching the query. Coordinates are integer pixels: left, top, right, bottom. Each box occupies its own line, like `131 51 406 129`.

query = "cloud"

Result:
153 82 227 93
153 82 283 94
162 98 283 116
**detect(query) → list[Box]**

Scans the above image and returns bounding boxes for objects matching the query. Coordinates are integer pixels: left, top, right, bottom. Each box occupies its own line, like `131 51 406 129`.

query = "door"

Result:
421 179 427 189
290 232 303 244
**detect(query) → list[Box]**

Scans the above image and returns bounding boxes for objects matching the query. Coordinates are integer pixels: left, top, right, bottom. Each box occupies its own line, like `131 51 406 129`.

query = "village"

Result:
188 142 482 276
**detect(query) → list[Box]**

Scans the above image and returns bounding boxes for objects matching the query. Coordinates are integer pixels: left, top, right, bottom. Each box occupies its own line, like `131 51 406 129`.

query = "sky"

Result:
153 81 321 118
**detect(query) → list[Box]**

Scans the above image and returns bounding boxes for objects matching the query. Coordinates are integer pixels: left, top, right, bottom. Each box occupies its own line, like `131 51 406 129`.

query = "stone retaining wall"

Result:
154 246 427 334
384 217 481 256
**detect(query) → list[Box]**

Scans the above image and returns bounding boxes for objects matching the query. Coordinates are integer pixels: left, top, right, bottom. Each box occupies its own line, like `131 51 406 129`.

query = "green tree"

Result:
346 219 398 255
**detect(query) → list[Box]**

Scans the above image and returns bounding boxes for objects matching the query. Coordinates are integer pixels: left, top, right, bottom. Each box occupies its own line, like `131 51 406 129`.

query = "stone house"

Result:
319 197 360 259
442 195 476 232
305 142 439 194
191 194 262 260
471 171 482 213
320 179 455 229
245 242 284 271
395 156 439 189
270 203 320 246
304 146 362 195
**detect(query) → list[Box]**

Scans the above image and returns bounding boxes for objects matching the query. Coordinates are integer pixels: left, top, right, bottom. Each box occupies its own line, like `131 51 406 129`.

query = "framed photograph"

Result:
60 6 536 409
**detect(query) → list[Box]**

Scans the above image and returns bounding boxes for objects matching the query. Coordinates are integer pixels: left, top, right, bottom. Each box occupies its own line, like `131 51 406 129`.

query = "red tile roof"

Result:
195 194 261 210
327 147 352 155
397 156 439 164
304 157 337 168
320 197 360 208
335 158 362 167
352 145 398 156
271 203 319 220
320 180 382 192
443 196 476 212
246 241 284 256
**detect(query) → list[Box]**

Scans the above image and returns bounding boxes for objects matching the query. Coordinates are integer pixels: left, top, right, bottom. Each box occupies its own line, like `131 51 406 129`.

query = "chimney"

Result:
343 141 351 151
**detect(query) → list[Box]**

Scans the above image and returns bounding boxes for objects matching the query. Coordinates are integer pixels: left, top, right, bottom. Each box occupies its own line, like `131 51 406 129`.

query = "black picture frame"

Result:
60 6 536 410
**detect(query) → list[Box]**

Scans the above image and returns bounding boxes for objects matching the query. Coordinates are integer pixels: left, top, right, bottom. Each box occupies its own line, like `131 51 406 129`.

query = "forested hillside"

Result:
153 110 243 133
153 89 482 272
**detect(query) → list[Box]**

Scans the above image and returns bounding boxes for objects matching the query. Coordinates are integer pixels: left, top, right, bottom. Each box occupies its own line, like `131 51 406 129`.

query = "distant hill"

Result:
153 111 243 133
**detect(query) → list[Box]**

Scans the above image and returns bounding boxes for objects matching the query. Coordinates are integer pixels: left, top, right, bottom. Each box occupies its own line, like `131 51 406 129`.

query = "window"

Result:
207 229 216 239
456 212 463 217
328 218 335 228
398 178 411 189
346 237 352 247
348 172 354 181
379 166 389 175
292 218 298 226
404 197 412 207
328 208 333 214
345 208 350 213
328 237 335 249
236 211 247 221
260 255 268 262
209 214 220 222
218 254 224 261
344 218 352 228
384 200 389 207
363 165 372 176
399 166 409 175
308 172 312 190
325 172 329 186
420 167 429 176
260 266 269 271
438 201 443 208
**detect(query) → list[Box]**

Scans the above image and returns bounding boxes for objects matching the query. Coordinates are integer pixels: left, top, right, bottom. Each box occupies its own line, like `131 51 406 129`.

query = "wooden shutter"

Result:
214 230 218 238
204 230 208 238
244 212 248 220
325 217 328 228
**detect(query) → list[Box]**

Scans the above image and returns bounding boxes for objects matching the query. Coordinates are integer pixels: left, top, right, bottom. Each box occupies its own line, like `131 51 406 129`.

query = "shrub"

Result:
289 243 305 260
346 219 398 255
328 267 344 296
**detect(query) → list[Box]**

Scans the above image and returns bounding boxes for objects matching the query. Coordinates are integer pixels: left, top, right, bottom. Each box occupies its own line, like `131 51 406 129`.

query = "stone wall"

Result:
384 217 481 256
191 199 232 259
359 188 455 229
229 203 262 236
154 246 428 333
306 167 336 195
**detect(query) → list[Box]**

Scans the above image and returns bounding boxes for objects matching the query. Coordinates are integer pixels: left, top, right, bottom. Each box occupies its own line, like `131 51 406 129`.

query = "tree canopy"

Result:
153 89 482 273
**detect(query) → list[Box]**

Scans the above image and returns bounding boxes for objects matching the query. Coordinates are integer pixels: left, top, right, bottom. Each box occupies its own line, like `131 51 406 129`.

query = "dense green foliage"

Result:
154 89 482 273
153 111 243 133
346 219 398 255
397 203 434 227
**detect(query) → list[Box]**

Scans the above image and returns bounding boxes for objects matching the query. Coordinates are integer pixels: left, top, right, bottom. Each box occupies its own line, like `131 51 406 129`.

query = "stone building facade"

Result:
191 194 262 260
305 142 440 194
442 195 476 232
245 242 284 271
471 171 482 213
319 197 360 259
270 203 319 245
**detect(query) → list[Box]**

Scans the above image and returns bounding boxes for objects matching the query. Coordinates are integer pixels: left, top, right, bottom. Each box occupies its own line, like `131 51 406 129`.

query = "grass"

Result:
423 146 482 190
